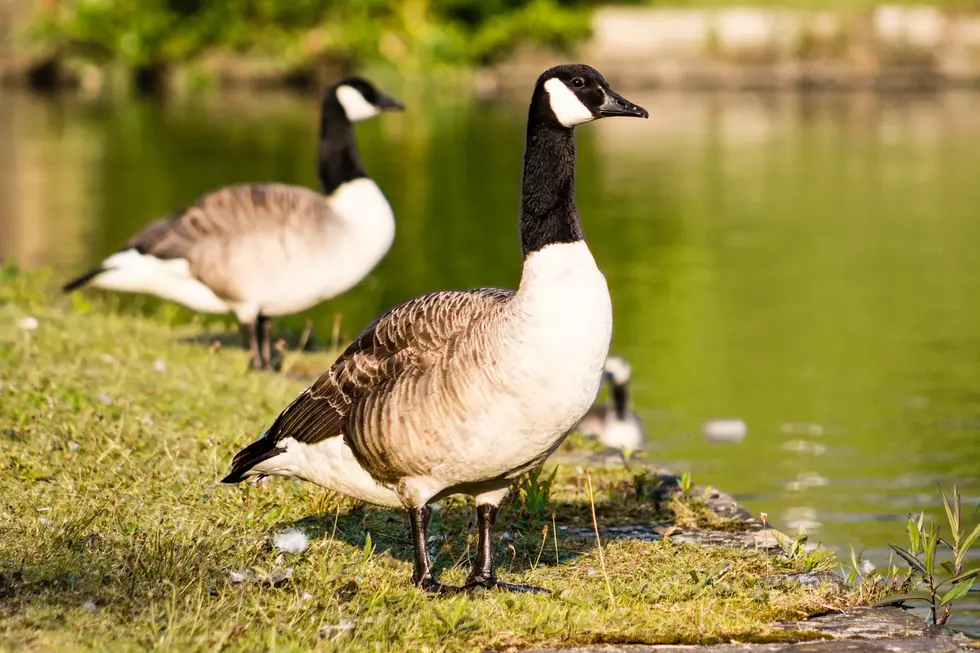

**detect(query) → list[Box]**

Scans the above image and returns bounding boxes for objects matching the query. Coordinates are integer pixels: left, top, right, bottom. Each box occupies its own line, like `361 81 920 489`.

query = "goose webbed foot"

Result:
418 577 463 595
463 573 551 594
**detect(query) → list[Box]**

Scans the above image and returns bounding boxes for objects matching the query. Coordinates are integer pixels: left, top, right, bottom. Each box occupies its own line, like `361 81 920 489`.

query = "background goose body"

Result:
577 355 647 455
89 180 393 319
224 64 648 593
63 78 403 369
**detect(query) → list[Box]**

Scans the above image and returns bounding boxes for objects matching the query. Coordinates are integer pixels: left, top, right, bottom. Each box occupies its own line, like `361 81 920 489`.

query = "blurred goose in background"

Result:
223 64 648 593
576 355 647 463
63 78 404 370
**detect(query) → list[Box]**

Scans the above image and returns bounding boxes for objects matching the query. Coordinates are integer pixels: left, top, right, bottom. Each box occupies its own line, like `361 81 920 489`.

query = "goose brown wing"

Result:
262 287 516 448
126 183 324 260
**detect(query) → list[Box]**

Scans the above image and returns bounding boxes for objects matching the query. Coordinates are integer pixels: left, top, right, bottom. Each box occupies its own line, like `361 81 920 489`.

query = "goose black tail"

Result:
221 437 285 484
62 268 106 293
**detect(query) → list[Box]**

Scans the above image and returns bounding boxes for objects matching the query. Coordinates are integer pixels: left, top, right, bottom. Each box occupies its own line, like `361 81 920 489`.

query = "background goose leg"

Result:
243 320 263 370
257 314 273 370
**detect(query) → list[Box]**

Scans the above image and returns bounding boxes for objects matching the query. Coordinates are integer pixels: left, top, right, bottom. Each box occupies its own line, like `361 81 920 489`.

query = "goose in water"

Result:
576 355 647 463
222 64 648 593
62 78 404 370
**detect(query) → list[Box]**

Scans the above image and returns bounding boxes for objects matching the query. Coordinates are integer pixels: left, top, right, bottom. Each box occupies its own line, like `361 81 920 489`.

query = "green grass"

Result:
2 269 872 652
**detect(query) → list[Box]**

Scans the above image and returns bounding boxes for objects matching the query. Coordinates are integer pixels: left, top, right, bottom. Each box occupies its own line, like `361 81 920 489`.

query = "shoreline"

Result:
6 6 980 94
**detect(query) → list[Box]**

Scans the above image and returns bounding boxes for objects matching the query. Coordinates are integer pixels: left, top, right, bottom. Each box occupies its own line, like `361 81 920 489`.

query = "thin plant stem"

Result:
330 500 341 542
533 524 549 569
586 469 614 604
552 513 559 564
280 319 313 374
331 313 343 352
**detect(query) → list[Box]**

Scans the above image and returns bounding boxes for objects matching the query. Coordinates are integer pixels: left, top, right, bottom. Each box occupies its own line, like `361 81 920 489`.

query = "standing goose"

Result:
62 78 404 370
576 355 647 463
222 64 647 593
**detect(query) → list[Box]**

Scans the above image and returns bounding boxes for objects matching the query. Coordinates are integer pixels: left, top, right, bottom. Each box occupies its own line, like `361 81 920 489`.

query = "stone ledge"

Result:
527 608 975 653
526 460 977 653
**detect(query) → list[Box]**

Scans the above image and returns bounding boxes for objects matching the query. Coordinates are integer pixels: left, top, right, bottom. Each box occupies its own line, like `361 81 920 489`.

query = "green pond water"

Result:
1 84 978 632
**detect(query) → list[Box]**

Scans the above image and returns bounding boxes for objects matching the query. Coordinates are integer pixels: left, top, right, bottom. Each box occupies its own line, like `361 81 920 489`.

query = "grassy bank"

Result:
1 269 877 652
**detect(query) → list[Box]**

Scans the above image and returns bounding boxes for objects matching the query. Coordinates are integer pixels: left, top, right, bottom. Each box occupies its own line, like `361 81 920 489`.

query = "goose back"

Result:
113 180 393 318
235 243 610 503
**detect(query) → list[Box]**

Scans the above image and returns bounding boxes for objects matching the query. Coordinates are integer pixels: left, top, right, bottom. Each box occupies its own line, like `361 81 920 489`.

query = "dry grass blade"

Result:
586 469 614 604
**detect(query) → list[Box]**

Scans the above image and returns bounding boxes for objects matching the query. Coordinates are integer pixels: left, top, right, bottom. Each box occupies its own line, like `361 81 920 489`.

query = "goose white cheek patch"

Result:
543 78 595 127
336 85 380 122
603 355 631 385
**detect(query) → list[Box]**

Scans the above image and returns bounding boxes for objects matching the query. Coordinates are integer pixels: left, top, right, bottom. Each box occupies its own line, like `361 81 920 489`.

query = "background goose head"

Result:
317 77 403 195
603 355 632 387
530 64 648 129
328 77 405 124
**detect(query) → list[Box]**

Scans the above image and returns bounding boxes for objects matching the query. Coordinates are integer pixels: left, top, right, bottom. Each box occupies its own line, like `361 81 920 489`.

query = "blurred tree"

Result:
27 0 594 77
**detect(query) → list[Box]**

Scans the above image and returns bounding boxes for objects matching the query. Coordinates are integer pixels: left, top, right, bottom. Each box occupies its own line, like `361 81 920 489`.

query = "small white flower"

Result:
18 317 39 331
68 442 81 453
860 560 876 575
274 529 309 554
95 393 113 406
82 600 97 612
140 416 154 426
153 359 167 373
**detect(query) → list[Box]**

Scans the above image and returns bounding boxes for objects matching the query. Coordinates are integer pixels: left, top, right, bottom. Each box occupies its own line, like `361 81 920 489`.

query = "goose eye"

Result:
570 77 585 88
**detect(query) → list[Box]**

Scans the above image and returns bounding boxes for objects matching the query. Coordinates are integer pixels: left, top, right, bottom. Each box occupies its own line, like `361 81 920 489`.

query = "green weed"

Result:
881 487 980 626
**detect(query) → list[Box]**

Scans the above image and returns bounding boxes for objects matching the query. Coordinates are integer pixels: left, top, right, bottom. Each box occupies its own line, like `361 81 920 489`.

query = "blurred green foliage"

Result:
28 0 599 71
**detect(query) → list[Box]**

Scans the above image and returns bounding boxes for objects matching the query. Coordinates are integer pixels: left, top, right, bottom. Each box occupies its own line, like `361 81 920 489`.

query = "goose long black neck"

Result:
317 95 368 195
519 120 584 258
611 383 630 420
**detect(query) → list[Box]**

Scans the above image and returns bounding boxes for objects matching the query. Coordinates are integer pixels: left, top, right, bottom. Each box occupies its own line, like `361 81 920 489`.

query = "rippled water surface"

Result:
1 85 978 633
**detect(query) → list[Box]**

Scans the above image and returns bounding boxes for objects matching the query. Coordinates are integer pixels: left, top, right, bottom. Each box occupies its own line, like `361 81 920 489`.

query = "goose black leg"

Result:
464 503 550 594
257 314 274 370
619 449 633 472
409 505 458 594
243 320 264 370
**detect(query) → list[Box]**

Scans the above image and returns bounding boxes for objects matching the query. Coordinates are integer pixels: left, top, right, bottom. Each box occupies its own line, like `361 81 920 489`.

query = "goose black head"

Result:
531 64 648 129
603 355 632 386
330 77 405 123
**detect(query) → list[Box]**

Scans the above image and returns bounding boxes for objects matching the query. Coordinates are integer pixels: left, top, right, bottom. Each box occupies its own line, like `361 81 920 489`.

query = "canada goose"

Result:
576 355 647 463
62 78 404 370
222 64 647 593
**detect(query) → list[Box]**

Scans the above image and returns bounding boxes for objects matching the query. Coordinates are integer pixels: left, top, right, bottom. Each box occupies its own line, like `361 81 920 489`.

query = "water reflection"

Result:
1 85 979 632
